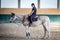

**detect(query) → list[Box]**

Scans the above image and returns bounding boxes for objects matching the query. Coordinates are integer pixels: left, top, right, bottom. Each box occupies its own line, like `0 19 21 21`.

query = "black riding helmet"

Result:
31 3 35 6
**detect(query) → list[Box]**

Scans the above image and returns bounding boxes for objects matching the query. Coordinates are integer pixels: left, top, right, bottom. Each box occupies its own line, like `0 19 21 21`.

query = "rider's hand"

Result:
28 13 32 16
28 14 30 16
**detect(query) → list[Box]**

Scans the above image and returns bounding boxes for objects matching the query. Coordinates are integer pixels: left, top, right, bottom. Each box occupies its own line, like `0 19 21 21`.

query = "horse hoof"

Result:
26 33 30 37
41 37 44 39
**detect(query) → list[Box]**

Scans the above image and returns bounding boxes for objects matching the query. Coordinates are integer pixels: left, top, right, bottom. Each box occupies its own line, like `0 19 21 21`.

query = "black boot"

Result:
29 23 32 27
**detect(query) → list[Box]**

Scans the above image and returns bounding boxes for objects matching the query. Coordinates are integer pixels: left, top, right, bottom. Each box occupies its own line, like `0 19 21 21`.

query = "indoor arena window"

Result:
40 0 57 8
1 0 18 8
20 0 38 8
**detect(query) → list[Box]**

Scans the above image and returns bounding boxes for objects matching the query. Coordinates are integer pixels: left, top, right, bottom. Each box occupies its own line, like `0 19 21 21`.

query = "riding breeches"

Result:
28 14 36 24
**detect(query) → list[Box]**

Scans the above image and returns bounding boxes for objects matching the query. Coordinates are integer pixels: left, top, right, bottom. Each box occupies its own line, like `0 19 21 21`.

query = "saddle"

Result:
28 16 38 27
32 16 38 22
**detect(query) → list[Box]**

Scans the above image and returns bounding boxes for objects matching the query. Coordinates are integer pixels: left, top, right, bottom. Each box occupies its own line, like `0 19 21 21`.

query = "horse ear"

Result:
11 13 15 15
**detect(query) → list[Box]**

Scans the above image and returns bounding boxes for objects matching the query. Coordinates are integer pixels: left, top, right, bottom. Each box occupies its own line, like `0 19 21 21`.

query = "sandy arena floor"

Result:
0 23 60 40
0 31 60 40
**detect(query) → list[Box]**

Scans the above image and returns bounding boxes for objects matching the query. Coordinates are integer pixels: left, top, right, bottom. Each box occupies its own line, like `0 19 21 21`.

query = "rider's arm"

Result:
29 7 36 16
29 10 34 15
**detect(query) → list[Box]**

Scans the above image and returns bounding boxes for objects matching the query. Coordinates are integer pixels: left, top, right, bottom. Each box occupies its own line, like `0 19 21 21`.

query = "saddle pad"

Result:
32 17 38 22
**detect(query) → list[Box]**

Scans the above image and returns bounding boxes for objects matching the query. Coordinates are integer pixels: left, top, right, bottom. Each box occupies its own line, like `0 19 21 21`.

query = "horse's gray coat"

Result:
10 14 50 39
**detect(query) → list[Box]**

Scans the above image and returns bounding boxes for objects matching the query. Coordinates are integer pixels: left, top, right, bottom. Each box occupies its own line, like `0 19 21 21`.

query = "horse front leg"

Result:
25 26 30 40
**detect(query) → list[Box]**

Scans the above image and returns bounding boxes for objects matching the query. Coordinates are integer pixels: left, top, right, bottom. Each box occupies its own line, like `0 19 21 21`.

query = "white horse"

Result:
9 14 50 39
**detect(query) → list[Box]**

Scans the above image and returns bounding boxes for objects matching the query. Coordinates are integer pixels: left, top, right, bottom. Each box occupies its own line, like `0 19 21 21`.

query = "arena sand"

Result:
0 23 60 40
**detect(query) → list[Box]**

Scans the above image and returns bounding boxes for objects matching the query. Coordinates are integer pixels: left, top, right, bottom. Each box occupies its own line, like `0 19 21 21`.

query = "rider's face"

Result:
31 5 34 8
